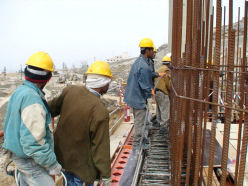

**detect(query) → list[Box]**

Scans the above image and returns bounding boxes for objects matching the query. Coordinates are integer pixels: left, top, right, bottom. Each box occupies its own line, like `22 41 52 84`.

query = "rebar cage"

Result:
170 0 248 185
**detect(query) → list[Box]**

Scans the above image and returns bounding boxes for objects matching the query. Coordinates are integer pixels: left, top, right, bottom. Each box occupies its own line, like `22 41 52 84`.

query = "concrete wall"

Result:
168 0 214 56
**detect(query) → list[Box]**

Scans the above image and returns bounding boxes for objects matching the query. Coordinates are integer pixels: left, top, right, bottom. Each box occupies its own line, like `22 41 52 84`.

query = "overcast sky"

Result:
0 0 246 72
0 0 169 72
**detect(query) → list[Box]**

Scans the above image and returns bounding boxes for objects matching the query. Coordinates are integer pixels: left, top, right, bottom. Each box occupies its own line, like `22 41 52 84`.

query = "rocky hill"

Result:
109 43 169 81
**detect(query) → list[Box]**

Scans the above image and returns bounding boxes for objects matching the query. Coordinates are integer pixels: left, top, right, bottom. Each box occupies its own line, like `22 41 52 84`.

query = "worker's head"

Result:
139 38 154 59
25 51 54 89
152 46 157 59
162 53 172 68
206 60 214 68
85 61 113 95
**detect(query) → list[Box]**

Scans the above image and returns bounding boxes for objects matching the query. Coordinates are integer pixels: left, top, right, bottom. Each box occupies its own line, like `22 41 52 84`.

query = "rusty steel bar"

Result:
193 0 203 185
237 1 248 185
207 0 222 185
175 0 183 184
221 6 226 100
170 0 180 184
190 0 203 183
169 0 248 185
220 0 234 185
220 28 235 186
235 7 240 93
199 0 211 183
234 7 242 185
185 0 193 185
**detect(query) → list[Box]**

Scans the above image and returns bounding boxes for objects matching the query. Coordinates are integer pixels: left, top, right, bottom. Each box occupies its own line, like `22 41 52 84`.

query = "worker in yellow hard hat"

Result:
49 61 112 186
124 38 154 145
122 38 155 185
3 51 62 186
154 53 172 134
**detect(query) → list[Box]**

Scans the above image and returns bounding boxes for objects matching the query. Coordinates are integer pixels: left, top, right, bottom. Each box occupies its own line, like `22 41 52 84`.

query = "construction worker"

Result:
124 38 154 147
49 61 112 186
154 54 172 134
2 51 61 186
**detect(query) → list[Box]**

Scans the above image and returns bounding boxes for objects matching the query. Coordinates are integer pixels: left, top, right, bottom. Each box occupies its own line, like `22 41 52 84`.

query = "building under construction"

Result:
112 0 248 185
0 0 248 186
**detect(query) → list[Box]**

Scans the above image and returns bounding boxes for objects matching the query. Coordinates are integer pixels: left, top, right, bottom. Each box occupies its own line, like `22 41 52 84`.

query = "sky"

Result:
0 0 169 72
217 0 246 26
0 0 246 72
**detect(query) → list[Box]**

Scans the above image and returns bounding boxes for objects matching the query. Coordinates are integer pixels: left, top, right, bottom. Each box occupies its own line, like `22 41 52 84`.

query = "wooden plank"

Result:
202 167 208 186
212 170 220 186
202 167 220 186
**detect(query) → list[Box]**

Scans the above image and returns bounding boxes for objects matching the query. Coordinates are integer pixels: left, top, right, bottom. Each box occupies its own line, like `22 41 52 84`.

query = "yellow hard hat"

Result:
86 61 113 78
26 51 54 72
139 38 154 48
153 46 157 52
206 60 214 65
162 55 171 62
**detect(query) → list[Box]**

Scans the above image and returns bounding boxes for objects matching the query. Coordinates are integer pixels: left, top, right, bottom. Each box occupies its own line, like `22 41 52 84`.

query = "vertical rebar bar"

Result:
235 7 240 94
221 6 226 100
220 0 234 185
234 7 242 185
220 28 235 186
185 1 193 185
207 0 222 185
237 1 248 185
199 1 211 183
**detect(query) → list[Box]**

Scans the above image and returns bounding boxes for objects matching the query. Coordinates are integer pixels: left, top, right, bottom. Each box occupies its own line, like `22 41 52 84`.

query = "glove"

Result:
159 72 167 77
147 98 154 111
49 163 62 176
102 178 111 186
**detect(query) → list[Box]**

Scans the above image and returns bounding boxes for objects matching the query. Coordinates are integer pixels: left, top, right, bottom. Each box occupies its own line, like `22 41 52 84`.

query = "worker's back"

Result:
124 55 153 109
3 80 56 168
49 85 110 183
154 65 171 95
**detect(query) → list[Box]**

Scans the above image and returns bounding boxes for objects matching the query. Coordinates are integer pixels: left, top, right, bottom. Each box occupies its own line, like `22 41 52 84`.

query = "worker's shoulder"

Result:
10 84 44 109
62 85 86 94
91 98 109 119
15 84 41 99
158 65 170 72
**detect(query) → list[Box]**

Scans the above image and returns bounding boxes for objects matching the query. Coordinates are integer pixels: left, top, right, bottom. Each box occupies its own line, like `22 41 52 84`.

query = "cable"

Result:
61 172 67 186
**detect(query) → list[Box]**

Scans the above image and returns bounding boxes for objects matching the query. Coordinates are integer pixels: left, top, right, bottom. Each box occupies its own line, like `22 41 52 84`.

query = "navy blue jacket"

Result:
124 55 152 109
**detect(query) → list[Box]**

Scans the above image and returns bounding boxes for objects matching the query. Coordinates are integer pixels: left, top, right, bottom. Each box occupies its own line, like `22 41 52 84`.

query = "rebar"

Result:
169 0 248 185
140 127 171 185
207 1 221 184
237 1 248 185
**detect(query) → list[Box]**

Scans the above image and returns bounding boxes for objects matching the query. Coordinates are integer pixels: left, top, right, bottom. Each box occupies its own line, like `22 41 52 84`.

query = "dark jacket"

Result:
48 86 111 183
124 54 153 109
149 59 159 84
154 65 171 95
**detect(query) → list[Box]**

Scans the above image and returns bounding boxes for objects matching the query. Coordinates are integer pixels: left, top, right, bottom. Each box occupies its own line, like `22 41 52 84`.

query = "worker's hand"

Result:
147 98 154 112
49 163 62 176
151 89 155 99
102 178 111 186
159 72 166 77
